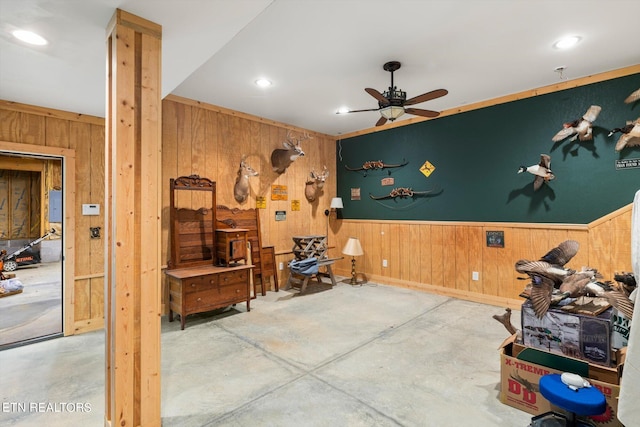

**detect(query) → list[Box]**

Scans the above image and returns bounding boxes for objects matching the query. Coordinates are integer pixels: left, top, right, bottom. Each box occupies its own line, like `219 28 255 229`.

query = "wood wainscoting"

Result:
331 203 633 310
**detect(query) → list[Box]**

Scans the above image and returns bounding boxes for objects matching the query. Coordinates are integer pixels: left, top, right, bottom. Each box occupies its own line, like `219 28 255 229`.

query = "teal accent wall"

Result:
336 73 640 223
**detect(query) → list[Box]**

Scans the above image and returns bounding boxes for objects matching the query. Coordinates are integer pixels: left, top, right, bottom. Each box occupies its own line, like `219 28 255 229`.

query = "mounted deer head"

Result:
270 131 309 174
234 156 259 203
305 166 329 202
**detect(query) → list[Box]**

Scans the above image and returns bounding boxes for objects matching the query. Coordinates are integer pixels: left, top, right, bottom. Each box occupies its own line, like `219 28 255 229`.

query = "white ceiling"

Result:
1 0 639 137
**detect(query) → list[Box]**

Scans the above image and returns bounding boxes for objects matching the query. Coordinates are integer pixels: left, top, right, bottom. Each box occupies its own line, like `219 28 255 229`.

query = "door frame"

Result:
0 141 75 336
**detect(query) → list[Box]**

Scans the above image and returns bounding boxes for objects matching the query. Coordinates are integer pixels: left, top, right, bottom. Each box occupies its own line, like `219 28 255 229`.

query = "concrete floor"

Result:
0 262 62 348
0 279 532 426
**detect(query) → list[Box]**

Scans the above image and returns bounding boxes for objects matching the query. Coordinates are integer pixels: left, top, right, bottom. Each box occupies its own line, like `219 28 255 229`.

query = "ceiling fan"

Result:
345 61 448 127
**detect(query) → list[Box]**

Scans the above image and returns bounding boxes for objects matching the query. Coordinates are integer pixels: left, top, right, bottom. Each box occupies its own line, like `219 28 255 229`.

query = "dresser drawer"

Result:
184 289 220 309
218 269 248 286
218 283 248 303
183 274 217 293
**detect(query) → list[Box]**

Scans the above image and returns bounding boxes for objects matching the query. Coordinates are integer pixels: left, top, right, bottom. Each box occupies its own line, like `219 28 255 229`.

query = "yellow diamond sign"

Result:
420 160 435 178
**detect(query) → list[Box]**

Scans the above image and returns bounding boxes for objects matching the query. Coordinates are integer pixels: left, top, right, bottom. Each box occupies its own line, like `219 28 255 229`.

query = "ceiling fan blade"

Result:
365 88 390 105
404 89 448 106
375 116 388 126
343 108 381 113
404 107 441 118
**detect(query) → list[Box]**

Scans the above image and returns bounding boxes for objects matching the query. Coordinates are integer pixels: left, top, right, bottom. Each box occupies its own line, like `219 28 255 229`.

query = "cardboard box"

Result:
611 309 630 349
521 300 614 367
500 335 623 427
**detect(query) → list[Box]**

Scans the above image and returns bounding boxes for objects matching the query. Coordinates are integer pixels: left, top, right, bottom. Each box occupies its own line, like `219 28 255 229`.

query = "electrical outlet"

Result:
90 227 101 239
472 271 479 281
279 262 284 271
382 259 388 268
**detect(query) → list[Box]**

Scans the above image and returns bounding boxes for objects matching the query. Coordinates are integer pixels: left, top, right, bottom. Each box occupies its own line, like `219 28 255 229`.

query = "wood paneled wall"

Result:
0 100 105 333
331 204 633 309
161 96 338 267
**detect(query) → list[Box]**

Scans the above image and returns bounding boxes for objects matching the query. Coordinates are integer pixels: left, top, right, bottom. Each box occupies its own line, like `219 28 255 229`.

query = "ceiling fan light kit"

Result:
380 105 405 120
346 61 448 126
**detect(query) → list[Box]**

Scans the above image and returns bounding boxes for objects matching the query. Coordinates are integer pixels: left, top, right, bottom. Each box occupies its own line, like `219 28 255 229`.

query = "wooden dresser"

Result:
166 264 252 330
165 175 253 329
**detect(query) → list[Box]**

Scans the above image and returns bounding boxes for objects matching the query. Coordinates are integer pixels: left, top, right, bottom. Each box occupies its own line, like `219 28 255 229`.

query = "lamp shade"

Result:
342 237 364 257
330 197 344 209
380 105 405 120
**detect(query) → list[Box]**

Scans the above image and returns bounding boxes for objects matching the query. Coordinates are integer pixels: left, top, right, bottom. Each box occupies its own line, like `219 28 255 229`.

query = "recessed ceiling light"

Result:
255 78 272 88
336 106 350 114
553 36 581 50
12 29 48 46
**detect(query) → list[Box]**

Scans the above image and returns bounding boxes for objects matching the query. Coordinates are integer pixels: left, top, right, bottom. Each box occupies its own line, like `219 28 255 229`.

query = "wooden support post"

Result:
105 9 162 427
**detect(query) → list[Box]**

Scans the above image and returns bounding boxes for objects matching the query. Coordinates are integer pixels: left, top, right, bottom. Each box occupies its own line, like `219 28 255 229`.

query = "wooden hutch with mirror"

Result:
165 175 253 329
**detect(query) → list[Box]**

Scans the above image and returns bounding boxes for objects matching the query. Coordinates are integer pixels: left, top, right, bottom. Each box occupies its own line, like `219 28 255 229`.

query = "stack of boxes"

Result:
499 300 630 426
521 301 627 367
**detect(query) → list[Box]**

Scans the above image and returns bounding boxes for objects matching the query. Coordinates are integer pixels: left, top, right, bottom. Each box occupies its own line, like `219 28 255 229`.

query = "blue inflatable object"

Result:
289 257 319 276
539 373 606 426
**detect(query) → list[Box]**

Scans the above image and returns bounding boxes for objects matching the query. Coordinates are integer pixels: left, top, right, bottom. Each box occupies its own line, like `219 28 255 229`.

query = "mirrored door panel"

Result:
0 153 63 349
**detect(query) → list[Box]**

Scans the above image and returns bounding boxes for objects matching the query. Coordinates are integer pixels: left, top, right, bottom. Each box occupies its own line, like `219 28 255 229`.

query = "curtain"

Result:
618 188 640 425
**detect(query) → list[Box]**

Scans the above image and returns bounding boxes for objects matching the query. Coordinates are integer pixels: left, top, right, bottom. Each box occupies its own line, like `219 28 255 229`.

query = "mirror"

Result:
0 153 64 349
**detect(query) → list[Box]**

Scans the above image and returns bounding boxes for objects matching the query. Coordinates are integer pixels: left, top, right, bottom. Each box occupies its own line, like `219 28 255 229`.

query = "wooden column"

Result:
105 9 162 427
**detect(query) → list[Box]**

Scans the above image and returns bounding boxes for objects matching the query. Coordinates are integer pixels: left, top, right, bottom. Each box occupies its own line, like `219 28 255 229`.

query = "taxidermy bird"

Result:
540 239 579 267
625 88 640 104
608 118 640 152
603 272 638 319
552 105 601 142
518 154 555 191
558 267 602 298
593 282 635 320
515 240 580 317
614 271 637 289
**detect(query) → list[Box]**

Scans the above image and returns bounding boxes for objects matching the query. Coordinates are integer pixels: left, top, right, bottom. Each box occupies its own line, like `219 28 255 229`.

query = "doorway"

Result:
0 153 64 349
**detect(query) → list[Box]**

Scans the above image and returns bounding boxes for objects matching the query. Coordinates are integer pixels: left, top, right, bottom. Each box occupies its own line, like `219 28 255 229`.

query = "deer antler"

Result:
287 130 312 144
369 187 441 200
344 158 408 174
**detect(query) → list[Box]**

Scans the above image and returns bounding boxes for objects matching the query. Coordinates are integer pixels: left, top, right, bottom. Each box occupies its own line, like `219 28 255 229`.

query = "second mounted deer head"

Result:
305 166 329 202
270 131 309 174
234 156 259 203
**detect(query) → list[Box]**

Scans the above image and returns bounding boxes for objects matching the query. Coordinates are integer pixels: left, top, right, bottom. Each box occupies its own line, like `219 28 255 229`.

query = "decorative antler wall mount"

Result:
369 187 440 200
344 158 408 176
271 131 309 174
369 186 443 210
305 166 329 202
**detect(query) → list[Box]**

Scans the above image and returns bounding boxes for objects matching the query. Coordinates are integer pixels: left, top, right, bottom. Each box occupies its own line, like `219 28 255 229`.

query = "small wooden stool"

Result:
285 258 339 294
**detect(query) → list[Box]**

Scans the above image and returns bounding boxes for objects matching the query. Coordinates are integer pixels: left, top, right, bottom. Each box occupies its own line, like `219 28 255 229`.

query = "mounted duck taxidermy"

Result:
552 105 601 142
625 88 640 104
608 117 640 152
518 154 555 191
515 240 580 318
